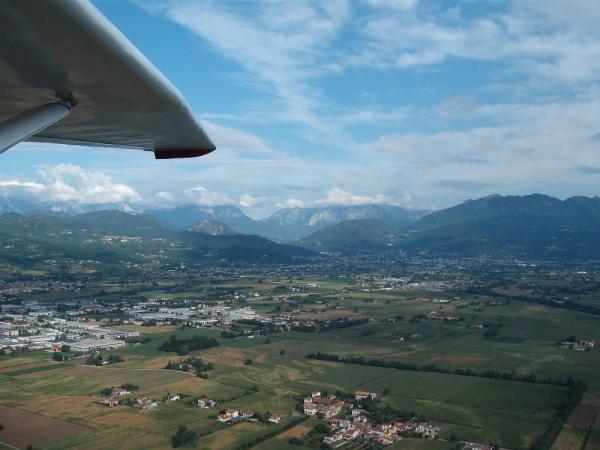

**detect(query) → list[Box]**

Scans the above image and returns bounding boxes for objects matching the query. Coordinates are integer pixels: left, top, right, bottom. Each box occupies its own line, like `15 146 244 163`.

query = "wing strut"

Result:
0 101 73 154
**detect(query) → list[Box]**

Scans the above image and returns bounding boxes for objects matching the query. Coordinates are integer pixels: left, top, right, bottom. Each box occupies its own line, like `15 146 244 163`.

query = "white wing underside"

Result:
0 0 215 159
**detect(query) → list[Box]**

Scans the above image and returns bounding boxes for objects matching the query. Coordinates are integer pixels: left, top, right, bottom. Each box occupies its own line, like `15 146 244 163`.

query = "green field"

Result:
1 274 599 449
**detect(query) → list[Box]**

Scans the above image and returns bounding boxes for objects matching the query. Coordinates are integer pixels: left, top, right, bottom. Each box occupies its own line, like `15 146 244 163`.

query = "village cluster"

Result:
100 387 442 448
304 391 439 447
560 338 596 351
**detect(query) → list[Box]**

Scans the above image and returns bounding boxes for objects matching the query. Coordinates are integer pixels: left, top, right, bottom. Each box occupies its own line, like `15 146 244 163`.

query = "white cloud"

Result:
36 164 140 204
155 191 175 203
200 120 276 157
277 198 306 209
0 180 44 190
184 186 233 206
239 194 265 208
337 108 410 125
154 0 349 130
3 1 595 217
337 0 600 85
436 96 479 118
365 0 417 12
0 164 140 205
313 187 393 206
277 188 395 209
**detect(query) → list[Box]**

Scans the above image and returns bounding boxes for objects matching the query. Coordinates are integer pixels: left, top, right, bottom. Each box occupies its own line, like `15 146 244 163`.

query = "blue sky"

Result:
2 0 600 217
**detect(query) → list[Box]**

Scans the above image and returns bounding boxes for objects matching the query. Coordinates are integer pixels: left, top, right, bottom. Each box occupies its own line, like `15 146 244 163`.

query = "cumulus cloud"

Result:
36 164 140 204
155 191 176 203
277 198 307 208
0 164 140 204
184 186 233 206
277 188 395 209
239 194 266 208
313 187 392 205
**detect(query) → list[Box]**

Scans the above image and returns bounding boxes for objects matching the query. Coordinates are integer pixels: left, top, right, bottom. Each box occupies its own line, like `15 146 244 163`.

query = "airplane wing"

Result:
0 0 215 159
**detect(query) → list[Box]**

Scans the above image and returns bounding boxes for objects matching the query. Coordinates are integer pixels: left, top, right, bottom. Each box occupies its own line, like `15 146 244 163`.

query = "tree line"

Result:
530 380 586 450
291 318 369 333
306 352 585 387
467 287 600 316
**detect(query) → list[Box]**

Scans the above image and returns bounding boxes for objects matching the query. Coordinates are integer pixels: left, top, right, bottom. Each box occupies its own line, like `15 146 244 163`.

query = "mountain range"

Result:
0 198 425 241
0 210 316 269
298 194 600 259
3 194 600 260
147 203 425 240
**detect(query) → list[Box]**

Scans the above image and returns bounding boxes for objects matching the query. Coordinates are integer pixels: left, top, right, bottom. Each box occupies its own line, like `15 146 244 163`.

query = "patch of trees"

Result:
100 387 113 396
100 382 138 396
158 334 219 355
303 421 330 448
165 356 214 375
171 425 197 448
51 344 72 361
86 354 123 366
359 397 414 424
220 331 237 339
235 319 263 327
483 322 503 338
291 318 369 333
468 287 600 316
306 352 584 387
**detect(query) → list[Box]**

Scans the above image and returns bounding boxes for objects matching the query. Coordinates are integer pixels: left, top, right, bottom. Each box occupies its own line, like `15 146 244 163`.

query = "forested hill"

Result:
297 194 600 260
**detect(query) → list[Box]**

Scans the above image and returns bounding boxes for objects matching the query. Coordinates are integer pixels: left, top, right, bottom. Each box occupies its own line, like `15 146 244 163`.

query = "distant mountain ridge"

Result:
0 198 425 241
146 205 255 231
0 196 141 216
146 203 425 240
298 219 400 254
0 210 316 266
297 194 600 259
402 194 600 258
260 204 425 240
7 194 600 259
187 220 238 236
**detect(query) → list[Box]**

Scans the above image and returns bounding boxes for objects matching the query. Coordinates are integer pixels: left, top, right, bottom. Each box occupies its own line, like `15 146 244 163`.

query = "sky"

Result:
2 0 600 218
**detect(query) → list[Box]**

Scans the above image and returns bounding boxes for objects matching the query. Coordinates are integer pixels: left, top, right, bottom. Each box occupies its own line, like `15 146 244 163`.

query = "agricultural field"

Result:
1 270 600 449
